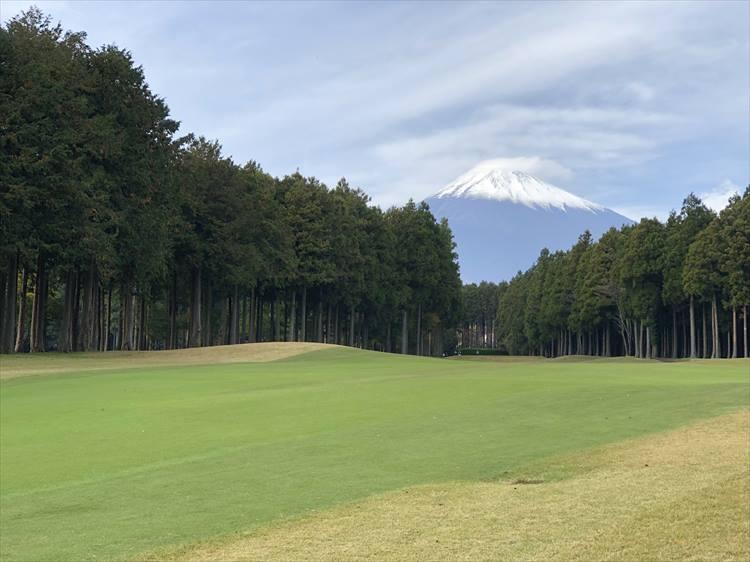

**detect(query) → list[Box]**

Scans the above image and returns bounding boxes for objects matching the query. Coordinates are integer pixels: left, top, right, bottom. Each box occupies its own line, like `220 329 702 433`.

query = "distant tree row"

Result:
0 9 461 355
494 191 749 359
459 282 503 349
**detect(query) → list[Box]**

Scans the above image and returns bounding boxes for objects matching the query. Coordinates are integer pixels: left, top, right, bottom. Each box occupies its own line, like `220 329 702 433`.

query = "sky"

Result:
2 0 748 219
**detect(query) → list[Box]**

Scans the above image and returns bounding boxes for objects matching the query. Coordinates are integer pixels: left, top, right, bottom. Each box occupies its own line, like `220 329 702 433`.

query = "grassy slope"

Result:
0 347 748 561
0 342 330 379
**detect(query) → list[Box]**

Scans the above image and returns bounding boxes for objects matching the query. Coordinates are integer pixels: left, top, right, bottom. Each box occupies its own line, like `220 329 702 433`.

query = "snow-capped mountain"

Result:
435 164 603 212
426 161 632 283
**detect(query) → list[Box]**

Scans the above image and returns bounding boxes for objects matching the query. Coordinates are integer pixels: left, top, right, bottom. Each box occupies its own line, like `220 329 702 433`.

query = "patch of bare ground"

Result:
143 410 750 562
0 342 333 380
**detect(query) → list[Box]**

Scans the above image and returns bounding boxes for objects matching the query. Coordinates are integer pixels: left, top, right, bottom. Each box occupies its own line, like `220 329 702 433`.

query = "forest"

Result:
2 10 748 361
460 192 749 359
0 9 462 355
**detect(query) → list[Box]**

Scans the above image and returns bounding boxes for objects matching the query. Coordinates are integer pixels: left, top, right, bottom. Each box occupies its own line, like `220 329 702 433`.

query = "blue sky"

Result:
2 0 748 219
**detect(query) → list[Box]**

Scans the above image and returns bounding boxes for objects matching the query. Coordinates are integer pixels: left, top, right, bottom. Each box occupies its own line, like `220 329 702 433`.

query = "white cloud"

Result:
365 102 680 205
625 82 656 102
700 179 742 212
467 158 573 182
2 0 747 214
613 179 743 222
611 205 668 222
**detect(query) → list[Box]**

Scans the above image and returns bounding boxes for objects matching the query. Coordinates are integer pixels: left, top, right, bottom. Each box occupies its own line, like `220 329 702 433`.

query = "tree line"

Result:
0 9 461 355
491 191 749 359
459 282 502 350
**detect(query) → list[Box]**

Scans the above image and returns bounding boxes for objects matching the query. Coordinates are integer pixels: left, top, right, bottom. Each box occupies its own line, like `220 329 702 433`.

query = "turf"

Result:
0 342 329 379
152 411 749 561
0 347 748 561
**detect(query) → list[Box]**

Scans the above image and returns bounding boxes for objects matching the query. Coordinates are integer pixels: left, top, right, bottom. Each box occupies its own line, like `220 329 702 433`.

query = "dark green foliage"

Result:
459 281 504 349
495 192 750 359
0 9 461 355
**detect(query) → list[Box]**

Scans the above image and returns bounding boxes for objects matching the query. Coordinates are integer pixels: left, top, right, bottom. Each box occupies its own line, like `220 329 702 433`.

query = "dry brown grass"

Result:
145 410 750 562
0 342 332 380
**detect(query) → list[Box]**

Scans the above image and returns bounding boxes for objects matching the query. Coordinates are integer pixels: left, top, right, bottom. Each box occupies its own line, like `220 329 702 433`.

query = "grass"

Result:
0 346 748 561
149 411 749 561
0 342 329 379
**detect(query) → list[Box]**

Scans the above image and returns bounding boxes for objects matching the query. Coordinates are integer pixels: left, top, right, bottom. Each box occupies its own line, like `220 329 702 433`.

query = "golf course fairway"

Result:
1 344 748 561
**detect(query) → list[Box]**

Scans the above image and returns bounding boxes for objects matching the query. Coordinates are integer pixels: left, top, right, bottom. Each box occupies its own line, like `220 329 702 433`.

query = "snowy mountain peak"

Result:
434 161 603 212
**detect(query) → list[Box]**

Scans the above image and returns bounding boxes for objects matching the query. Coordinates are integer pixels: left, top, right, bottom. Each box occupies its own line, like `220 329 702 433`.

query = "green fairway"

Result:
1 347 748 561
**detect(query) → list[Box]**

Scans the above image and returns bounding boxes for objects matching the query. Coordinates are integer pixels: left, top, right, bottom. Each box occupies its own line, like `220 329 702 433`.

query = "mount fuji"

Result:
425 161 633 283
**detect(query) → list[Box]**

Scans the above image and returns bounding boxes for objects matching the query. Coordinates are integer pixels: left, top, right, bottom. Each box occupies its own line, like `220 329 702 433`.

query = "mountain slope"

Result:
426 163 632 283
435 163 603 212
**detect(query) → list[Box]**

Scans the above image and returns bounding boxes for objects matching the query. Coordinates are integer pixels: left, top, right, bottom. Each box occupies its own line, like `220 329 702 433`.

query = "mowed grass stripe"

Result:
1 347 748 561
143 411 750 562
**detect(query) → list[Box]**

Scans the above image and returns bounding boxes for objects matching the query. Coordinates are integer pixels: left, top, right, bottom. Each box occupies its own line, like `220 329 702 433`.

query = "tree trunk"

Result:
731 306 737 359
1 252 18 353
257 293 264 342
14 267 28 352
626 323 631 356
327 302 333 344
300 287 307 342
711 294 719 359
104 287 112 351
288 290 297 342
134 294 142 350
119 282 136 351
59 270 78 353
282 297 288 342
671 307 677 359
595 327 600 357
80 262 99 352
97 286 104 349
30 255 48 352
241 295 247 343
349 305 355 347
270 293 277 342
386 321 392 353
606 324 611 357
0 262 5 351
316 290 323 343
642 322 647 358
401 309 408 354
702 303 708 359
167 272 177 349
218 297 229 345
204 278 213 346
189 267 202 347
230 284 240 345
744 305 748 359
138 296 147 350
416 303 422 356
689 297 696 358
726 328 730 360
363 312 368 349
122 289 133 351
334 304 340 345
249 287 256 342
